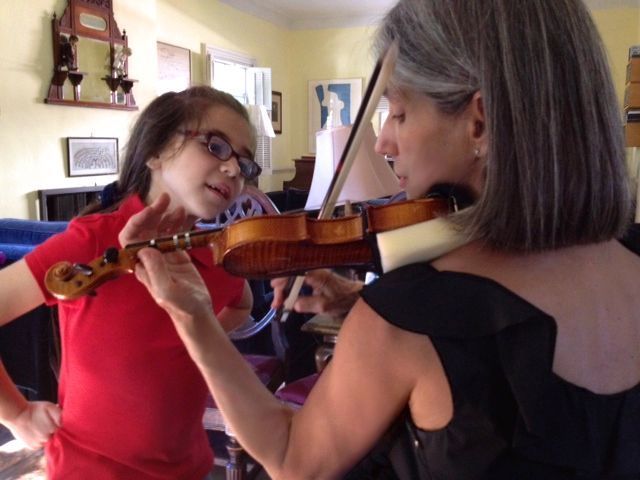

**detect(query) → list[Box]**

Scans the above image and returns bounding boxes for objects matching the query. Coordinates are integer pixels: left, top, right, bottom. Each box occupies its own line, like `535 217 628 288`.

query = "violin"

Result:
44 197 451 300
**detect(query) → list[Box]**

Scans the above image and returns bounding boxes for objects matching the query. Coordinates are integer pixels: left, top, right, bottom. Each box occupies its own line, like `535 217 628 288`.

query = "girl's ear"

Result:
468 91 488 156
146 156 161 170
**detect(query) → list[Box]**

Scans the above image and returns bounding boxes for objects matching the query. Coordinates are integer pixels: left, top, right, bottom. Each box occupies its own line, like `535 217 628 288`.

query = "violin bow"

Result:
279 40 399 322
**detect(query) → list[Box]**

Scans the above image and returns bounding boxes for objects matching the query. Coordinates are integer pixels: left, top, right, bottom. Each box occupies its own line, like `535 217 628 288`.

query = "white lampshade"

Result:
246 104 275 138
304 124 401 211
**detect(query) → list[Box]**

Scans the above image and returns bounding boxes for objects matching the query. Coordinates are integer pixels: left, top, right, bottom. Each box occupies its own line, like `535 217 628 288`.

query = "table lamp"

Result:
246 104 276 138
304 124 401 211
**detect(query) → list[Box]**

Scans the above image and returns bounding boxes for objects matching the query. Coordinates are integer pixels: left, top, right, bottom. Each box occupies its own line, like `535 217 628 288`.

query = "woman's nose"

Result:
375 116 397 157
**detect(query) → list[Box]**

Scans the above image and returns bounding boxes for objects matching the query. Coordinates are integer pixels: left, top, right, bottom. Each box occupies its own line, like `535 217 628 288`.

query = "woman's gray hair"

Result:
375 0 633 251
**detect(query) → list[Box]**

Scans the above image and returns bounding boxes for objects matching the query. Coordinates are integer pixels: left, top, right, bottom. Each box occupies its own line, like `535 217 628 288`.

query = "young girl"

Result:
0 86 259 479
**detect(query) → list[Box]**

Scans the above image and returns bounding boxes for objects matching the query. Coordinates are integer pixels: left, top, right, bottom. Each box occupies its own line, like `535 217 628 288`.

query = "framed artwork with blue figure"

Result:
308 78 363 153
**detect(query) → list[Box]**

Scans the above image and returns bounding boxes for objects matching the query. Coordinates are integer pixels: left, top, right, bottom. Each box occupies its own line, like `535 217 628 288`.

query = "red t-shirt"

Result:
25 195 245 479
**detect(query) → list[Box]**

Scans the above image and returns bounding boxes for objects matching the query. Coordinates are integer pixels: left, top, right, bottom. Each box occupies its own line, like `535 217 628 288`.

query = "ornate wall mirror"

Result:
45 0 138 111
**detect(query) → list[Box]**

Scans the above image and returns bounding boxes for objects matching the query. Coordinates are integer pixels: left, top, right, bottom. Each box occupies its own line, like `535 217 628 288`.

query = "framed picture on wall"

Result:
308 78 363 152
272 91 282 134
67 137 119 177
157 41 192 95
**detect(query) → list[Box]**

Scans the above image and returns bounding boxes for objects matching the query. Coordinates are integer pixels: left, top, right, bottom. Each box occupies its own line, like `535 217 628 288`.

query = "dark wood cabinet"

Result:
38 186 103 220
283 156 315 191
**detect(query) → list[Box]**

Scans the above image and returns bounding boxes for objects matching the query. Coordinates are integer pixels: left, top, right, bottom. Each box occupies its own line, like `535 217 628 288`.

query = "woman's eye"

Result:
391 113 405 121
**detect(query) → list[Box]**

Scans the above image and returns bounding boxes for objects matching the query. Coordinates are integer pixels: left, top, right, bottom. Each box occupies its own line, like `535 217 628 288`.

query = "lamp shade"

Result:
304 124 401 211
246 104 275 138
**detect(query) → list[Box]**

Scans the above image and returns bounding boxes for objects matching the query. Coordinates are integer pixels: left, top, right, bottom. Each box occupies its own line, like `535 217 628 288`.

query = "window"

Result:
372 96 389 137
206 46 273 173
206 46 254 103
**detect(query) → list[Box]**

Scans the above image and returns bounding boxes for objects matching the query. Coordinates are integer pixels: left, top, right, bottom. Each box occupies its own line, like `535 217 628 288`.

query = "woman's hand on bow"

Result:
270 269 363 318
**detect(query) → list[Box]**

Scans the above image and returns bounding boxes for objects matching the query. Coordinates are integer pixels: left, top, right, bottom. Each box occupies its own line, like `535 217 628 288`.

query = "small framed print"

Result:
308 78 362 152
67 137 119 177
271 91 282 134
157 41 192 95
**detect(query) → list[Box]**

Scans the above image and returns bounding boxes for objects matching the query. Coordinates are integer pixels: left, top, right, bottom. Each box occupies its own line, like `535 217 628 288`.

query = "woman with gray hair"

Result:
124 0 640 478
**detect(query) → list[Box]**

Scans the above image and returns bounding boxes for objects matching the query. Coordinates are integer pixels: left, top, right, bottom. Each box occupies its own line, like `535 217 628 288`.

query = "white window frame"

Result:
205 46 255 103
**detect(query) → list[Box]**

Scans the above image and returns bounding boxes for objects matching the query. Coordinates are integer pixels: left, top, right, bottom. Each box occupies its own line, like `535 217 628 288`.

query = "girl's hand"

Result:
118 193 186 247
270 269 363 318
5 401 61 450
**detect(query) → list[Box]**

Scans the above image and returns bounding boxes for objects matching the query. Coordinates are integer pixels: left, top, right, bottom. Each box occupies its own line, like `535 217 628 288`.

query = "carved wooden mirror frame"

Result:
45 0 138 111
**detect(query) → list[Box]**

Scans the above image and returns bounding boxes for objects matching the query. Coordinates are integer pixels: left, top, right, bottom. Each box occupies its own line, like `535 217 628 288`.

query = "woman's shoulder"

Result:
360 261 548 338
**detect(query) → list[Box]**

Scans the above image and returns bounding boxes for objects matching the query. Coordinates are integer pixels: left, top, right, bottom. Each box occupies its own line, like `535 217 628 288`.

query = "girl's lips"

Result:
206 183 230 200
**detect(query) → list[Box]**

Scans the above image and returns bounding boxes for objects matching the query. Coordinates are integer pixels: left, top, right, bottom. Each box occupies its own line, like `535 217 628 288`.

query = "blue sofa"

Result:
0 218 67 402
0 218 68 265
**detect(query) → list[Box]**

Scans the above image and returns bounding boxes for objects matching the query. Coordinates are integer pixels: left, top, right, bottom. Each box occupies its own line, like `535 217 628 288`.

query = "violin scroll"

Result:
45 248 137 300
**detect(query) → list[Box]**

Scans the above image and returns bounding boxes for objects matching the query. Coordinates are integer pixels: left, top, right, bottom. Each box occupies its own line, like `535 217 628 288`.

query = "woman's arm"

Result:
0 260 62 448
135 247 444 479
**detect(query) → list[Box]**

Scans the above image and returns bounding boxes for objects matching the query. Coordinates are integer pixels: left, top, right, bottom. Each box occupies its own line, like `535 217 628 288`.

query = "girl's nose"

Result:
220 155 242 179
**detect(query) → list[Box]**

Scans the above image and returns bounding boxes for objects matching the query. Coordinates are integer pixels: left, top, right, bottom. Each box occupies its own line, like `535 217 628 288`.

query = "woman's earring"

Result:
473 148 480 159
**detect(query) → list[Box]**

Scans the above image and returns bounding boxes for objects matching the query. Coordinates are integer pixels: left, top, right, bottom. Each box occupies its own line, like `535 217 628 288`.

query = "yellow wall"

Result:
590 8 640 180
1 1 639 218
590 7 640 104
0 0 376 217
0 0 157 219
287 26 379 158
155 1 293 192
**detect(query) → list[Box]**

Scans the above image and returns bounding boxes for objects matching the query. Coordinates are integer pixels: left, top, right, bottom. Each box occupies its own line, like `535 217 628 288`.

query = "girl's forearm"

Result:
0 361 28 425
217 304 252 332
217 281 253 332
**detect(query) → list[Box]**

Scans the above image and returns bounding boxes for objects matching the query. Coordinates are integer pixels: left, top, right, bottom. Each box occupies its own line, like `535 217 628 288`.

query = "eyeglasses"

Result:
178 130 262 180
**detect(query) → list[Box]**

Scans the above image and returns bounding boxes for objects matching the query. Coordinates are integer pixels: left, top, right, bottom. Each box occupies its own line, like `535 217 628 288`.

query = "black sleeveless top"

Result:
357 229 640 480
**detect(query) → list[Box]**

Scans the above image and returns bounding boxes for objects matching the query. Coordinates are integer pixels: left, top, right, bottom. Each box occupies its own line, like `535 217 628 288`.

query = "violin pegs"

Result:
103 247 120 264
73 263 94 276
